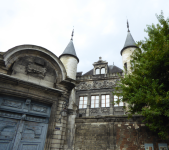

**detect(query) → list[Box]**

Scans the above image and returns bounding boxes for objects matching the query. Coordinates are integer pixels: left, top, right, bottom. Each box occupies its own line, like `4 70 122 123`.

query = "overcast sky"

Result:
0 0 169 74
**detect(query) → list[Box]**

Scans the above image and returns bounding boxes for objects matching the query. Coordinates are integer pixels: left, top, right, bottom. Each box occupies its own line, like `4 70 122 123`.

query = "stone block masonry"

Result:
74 115 169 150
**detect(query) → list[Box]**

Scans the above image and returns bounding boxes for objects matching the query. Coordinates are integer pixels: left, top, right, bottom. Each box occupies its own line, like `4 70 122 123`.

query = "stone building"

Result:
72 25 169 150
0 25 168 150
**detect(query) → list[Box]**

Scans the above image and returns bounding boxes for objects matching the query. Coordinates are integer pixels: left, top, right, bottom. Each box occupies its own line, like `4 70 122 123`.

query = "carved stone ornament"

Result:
27 63 46 78
77 80 116 91
101 108 110 113
115 107 123 112
31 104 47 113
2 99 22 109
90 108 99 114
79 109 86 114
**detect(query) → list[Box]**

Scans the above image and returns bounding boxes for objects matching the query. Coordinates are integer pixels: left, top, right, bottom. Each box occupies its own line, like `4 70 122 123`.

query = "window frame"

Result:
91 95 99 108
79 96 87 109
101 67 105 74
101 94 110 107
144 143 154 150
114 95 123 107
95 68 100 75
158 143 168 150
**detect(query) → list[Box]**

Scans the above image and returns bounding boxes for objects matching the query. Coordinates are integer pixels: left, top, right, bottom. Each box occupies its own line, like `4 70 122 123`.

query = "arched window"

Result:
101 68 105 74
95 68 100 74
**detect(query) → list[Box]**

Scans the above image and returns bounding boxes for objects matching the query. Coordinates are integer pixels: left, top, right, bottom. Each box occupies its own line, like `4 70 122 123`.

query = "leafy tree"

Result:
114 11 169 139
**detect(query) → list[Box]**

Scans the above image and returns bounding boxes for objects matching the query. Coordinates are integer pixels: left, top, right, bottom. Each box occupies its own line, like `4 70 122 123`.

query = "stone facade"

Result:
0 45 77 150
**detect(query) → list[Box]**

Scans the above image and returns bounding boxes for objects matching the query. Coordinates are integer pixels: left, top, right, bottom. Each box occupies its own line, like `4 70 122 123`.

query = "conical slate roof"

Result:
120 31 137 55
59 40 79 62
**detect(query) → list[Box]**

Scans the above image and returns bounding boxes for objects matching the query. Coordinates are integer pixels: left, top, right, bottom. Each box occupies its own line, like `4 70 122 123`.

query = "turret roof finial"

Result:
71 27 74 41
127 20 130 32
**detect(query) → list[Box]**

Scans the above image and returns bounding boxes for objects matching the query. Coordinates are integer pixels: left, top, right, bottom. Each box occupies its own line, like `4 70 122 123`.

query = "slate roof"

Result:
120 31 137 55
59 40 79 62
82 65 123 76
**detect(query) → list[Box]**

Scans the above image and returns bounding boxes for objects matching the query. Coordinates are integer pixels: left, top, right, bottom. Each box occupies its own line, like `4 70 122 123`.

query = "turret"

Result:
121 20 137 73
59 29 79 80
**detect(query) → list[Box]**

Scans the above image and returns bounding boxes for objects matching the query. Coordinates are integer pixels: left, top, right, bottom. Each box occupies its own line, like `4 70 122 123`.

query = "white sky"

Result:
0 0 169 74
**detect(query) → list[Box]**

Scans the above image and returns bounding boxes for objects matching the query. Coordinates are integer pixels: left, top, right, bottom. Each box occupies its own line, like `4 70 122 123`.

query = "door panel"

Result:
0 117 19 150
18 143 40 150
18 121 48 150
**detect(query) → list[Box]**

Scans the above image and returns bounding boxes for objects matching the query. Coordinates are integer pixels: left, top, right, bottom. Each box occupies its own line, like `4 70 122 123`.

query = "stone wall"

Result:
74 115 169 150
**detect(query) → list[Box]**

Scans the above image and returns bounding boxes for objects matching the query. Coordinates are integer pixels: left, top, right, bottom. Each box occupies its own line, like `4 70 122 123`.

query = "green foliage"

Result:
114 11 169 139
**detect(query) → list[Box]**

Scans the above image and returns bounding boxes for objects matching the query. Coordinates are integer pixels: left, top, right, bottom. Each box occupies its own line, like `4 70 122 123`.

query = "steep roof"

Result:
82 65 123 76
59 40 79 62
120 31 137 55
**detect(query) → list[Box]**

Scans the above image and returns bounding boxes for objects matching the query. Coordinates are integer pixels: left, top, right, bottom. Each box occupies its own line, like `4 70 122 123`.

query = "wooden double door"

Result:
0 95 51 150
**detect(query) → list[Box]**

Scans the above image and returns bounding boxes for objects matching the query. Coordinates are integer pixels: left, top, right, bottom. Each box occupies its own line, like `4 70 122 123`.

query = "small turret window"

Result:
101 68 105 74
124 63 127 72
95 68 100 75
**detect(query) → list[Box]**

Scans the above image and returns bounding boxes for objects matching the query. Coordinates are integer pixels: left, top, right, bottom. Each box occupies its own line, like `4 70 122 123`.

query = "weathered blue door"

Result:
0 117 19 150
0 95 51 150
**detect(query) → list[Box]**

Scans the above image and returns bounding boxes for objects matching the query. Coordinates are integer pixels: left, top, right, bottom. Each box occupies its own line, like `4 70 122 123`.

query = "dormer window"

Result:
101 68 105 74
95 68 100 75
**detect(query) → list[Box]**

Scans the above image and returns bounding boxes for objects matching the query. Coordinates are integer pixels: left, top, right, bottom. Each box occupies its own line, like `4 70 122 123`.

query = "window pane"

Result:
91 100 94 104
79 101 83 104
106 99 110 103
96 96 99 99
96 68 100 74
102 100 105 104
91 96 95 99
114 95 118 101
119 102 123 106
95 100 99 103
106 95 109 99
80 97 83 100
91 104 94 108
84 97 87 100
106 103 110 107
101 68 105 74
101 103 105 107
102 95 105 99
84 101 87 104
95 104 99 107
83 105 87 108
79 105 82 108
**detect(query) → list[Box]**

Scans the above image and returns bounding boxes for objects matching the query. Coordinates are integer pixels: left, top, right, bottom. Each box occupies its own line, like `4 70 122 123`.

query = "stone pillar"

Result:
65 112 76 150
64 89 77 150
110 91 114 115
86 93 90 116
